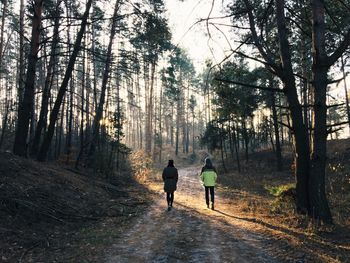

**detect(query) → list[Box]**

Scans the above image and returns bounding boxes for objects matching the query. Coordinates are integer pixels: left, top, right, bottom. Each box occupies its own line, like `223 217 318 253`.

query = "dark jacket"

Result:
162 166 178 192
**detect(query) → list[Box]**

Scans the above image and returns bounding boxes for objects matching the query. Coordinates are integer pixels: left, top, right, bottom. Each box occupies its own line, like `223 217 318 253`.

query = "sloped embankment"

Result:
0 152 149 262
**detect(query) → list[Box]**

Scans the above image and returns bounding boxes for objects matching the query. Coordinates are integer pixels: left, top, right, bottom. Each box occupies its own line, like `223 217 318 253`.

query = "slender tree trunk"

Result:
0 0 8 70
37 0 92 161
90 0 120 157
242 119 249 161
159 82 163 162
220 123 227 172
0 99 9 149
192 112 195 155
13 0 43 157
145 61 156 155
18 0 25 103
271 94 283 171
171 104 174 146
31 4 60 156
175 99 180 156
233 123 241 173
341 56 350 131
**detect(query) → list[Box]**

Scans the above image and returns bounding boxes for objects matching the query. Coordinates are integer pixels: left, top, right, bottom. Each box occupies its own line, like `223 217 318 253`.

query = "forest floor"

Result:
103 165 350 263
1 139 350 262
0 152 150 262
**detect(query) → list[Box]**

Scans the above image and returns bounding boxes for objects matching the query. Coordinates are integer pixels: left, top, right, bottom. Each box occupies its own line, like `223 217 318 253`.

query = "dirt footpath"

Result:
103 167 310 263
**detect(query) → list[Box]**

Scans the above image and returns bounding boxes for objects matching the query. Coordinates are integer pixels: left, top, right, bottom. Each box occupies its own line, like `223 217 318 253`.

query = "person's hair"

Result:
204 158 213 169
168 159 174 167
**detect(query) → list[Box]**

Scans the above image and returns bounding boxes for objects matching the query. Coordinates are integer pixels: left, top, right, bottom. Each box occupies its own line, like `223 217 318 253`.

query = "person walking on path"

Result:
200 158 217 210
162 160 178 211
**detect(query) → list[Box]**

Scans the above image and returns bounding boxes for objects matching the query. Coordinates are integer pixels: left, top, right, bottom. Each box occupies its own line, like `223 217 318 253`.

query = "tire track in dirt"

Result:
104 167 285 262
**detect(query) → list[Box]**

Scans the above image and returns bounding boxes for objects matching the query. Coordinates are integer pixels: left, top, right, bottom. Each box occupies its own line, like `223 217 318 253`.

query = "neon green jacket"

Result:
200 170 217 187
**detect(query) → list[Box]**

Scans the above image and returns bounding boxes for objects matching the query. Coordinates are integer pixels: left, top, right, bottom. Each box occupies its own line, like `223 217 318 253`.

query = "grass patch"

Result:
265 183 296 197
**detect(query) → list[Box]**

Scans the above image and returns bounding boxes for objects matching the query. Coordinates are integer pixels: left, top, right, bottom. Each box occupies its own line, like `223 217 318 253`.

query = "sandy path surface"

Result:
104 167 287 263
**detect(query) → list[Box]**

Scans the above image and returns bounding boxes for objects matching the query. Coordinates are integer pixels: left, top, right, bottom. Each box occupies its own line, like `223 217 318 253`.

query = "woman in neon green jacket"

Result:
200 158 217 210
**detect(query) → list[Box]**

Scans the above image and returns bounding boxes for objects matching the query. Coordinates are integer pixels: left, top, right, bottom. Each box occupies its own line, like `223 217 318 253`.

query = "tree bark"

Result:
37 0 93 161
13 0 43 157
309 0 332 223
275 0 310 213
18 0 25 103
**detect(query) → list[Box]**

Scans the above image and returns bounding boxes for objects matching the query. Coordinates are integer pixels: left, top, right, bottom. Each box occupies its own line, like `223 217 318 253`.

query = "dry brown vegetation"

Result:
214 139 350 262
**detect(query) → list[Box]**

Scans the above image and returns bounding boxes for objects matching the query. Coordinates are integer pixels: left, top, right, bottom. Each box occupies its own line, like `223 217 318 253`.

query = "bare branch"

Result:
278 121 293 130
214 77 284 93
327 121 349 128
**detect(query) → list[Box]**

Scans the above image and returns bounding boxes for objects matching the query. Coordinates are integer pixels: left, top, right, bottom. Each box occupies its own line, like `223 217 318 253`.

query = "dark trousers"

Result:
205 186 215 205
166 192 174 206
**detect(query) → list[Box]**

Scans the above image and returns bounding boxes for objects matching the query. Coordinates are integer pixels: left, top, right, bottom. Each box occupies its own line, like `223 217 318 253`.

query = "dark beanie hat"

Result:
168 160 174 167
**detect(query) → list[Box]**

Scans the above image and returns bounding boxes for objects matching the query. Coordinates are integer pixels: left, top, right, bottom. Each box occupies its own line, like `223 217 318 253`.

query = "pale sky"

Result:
165 0 234 71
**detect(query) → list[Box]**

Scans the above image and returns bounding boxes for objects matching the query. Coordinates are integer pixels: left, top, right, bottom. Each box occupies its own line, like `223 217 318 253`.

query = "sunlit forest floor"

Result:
0 139 350 262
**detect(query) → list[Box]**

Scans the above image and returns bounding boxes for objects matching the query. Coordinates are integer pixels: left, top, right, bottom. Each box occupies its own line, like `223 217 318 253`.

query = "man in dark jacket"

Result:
162 160 178 211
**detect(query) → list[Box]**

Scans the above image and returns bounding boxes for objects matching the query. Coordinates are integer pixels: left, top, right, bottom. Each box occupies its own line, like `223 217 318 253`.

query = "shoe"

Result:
168 206 171 211
211 203 214 210
207 204 209 209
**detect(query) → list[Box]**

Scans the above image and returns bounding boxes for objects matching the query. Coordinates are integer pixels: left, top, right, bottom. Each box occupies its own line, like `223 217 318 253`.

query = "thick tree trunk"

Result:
13 0 43 157
309 0 332 223
275 0 310 213
37 0 92 161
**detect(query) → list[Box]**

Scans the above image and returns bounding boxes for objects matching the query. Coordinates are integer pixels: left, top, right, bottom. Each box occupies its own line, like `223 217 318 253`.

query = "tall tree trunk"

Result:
271 94 283 171
159 82 163 162
192 112 195 154
233 122 241 173
242 119 249 161
175 99 180 156
341 56 350 131
37 0 92 161
309 0 332 223
31 3 60 156
185 85 190 154
220 123 227 173
275 0 310 213
18 0 25 103
89 0 120 157
0 0 8 70
171 104 174 146
0 99 9 149
13 0 43 157
145 62 156 155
